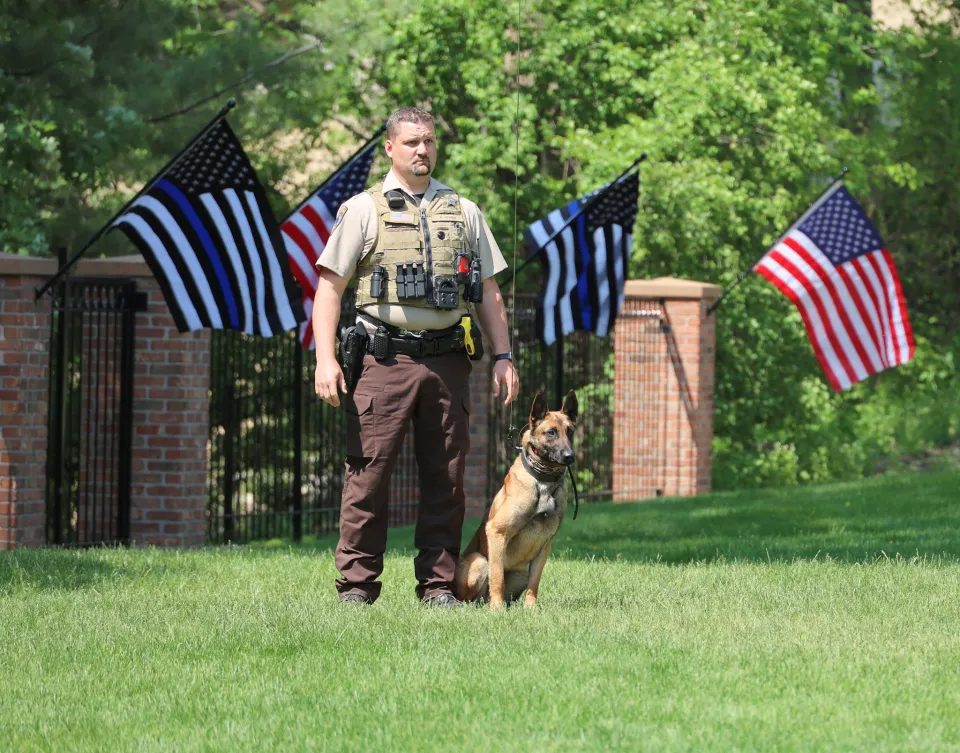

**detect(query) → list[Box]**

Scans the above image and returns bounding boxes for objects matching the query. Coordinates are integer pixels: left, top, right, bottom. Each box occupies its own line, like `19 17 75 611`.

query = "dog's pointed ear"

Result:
561 390 578 423
529 392 548 429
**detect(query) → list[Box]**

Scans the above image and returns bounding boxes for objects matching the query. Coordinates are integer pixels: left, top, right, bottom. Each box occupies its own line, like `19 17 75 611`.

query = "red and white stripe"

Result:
756 230 915 391
281 196 337 349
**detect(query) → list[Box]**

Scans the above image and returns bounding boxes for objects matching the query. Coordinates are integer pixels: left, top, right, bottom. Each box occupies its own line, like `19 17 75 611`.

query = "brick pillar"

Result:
129 278 209 547
0 253 210 549
613 278 719 502
464 351 491 519
0 261 52 549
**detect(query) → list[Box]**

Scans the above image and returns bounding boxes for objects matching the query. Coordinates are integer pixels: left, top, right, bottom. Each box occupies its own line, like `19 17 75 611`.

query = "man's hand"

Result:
492 359 520 406
312 268 351 407
475 278 520 406
316 357 347 407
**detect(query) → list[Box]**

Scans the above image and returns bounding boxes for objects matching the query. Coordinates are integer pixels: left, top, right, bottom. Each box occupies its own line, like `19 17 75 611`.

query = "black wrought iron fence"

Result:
207 327 300 544
207 295 421 544
46 277 140 546
208 292 644 543
486 293 618 503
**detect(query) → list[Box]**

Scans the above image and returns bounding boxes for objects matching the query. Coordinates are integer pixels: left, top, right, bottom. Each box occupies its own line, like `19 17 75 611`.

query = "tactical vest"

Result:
354 181 478 310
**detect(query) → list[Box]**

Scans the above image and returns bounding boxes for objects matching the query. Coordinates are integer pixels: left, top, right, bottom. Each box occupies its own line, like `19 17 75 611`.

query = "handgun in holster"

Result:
338 324 368 394
458 315 484 361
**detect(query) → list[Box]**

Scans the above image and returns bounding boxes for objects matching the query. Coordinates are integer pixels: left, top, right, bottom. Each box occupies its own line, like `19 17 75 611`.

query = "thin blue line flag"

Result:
524 171 639 345
112 119 305 336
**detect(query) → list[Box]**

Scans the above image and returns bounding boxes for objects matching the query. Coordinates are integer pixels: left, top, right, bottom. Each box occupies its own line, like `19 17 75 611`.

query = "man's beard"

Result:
412 160 432 176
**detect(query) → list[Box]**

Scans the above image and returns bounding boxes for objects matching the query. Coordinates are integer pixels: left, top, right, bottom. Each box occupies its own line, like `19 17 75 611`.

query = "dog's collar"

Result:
521 447 566 483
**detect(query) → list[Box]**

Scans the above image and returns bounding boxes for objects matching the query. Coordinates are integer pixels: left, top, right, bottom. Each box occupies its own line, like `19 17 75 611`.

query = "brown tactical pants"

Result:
335 351 471 602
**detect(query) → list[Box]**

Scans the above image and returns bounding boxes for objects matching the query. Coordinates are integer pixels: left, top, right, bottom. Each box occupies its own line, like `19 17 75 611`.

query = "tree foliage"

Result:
1 0 957 486
374 0 960 485
0 0 398 254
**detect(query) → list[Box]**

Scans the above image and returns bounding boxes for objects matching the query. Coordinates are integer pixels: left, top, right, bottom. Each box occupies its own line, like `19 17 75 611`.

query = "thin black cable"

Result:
508 0 522 438
147 41 323 124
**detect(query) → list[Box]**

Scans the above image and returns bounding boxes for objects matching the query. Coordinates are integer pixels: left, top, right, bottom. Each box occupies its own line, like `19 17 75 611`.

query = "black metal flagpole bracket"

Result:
511 153 647 277
34 99 239 302
706 165 849 316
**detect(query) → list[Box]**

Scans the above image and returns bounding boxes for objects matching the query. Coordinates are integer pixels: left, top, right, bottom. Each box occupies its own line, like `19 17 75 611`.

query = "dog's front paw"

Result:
489 598 506 611
523 593 538 608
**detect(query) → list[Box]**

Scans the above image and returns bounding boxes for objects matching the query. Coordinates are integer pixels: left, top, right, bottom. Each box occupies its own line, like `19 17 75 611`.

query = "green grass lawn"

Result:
2 470 960 752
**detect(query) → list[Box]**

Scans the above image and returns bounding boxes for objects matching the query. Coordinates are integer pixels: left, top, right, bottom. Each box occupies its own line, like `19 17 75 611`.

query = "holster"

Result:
338 324 368 394
471 326 484 361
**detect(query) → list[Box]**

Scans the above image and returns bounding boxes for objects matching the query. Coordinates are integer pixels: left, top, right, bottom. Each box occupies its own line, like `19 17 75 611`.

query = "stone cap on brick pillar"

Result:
623 277 722 302
0 252 152 279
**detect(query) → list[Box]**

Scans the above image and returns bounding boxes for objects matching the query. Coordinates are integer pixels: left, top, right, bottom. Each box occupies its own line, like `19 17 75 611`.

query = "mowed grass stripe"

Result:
2 470 959 752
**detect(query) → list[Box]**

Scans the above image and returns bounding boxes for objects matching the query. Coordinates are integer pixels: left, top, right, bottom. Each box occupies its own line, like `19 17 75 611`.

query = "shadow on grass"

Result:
284 470 960 565
4 471 957 590
0 542 328 594
0 547 125 594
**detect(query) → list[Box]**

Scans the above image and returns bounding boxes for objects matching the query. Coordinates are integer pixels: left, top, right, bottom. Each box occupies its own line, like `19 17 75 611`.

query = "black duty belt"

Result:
359 314 465 359
364 332 464 358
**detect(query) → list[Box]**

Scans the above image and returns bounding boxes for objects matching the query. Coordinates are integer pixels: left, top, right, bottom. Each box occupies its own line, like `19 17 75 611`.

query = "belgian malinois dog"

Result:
455 390 577 608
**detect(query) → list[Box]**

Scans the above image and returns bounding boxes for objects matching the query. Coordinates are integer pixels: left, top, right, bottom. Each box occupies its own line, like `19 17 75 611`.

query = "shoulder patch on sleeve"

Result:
333 204 348 230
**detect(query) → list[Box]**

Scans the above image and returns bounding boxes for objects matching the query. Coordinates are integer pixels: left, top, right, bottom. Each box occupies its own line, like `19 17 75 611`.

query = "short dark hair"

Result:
386 107 435 139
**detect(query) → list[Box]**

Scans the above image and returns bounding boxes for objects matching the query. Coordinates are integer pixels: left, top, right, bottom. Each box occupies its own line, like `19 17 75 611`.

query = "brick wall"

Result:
660 297 715 496
694 298 716 492
129 279 209 547
0 273 51 549
464 351 491 518
3 252 720 548
613 297 666 502
613 278 719 502
0 254 209 548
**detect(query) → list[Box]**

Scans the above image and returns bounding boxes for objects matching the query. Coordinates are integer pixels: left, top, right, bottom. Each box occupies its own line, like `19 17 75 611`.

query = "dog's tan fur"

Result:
455 391 577 608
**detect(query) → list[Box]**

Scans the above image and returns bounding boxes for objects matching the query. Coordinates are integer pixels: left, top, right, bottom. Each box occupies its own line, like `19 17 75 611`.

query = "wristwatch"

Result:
494 352 513 362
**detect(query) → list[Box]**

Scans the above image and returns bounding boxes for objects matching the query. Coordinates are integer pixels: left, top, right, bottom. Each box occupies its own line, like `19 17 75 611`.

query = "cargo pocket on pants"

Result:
344 392 377 458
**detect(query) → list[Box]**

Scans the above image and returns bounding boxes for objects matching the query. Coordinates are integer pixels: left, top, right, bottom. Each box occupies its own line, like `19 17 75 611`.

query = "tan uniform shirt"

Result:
316 170 508 330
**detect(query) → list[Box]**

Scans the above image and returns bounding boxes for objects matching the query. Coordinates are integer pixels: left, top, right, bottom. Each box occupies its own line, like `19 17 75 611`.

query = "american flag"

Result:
756 182 915 391
281 138 380 349
113 118 304 336
525 171 639 345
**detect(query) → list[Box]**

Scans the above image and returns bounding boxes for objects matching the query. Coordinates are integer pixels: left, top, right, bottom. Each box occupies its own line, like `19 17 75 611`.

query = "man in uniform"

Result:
312 107 520 607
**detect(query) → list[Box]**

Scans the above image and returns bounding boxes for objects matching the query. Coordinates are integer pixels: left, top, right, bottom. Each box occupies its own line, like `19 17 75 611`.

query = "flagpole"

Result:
35 99 239 301
282 123 386 222
705 166 849 316
511 153 647 276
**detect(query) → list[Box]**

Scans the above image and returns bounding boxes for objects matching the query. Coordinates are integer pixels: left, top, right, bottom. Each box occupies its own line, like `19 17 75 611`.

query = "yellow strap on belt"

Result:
460 316 476 356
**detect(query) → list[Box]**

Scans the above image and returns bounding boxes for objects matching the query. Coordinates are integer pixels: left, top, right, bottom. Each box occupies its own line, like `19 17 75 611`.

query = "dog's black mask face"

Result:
526 390 578 466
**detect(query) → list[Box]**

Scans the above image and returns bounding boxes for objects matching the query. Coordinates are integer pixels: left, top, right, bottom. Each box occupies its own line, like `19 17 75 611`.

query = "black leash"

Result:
509 423 528 452
567 465 580 521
